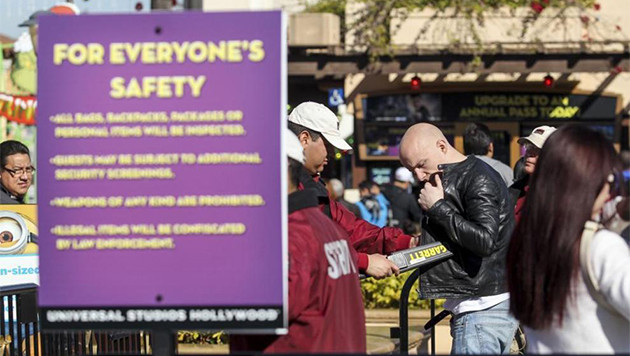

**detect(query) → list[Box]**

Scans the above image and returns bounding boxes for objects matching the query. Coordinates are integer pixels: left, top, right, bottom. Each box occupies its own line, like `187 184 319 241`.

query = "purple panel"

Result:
37 12 285 308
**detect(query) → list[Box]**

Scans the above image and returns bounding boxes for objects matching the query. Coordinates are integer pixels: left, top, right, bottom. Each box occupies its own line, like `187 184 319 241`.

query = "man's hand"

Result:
409 235 420 248
418 174 444 211
366 254 400 279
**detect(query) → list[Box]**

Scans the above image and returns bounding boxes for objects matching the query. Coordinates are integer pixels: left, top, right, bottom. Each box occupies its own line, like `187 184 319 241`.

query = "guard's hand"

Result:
418 174 444 211
366 254 399 279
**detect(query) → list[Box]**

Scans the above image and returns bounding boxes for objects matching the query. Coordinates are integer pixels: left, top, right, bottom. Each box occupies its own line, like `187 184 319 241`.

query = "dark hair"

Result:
358 180 377 192
507 124 623 330
403 221 422 236
463 123 492 156
0 140 30 167
288 158 302 189
512 156 527 182
288 121 322 142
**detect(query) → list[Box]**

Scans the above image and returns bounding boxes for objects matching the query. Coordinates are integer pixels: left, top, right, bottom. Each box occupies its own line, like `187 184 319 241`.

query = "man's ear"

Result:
436 139 448 153
297 131 310 148
487 142 494 156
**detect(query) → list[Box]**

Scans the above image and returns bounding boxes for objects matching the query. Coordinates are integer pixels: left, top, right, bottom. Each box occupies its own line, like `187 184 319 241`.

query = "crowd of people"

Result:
231 101 628 354
2 99 628 354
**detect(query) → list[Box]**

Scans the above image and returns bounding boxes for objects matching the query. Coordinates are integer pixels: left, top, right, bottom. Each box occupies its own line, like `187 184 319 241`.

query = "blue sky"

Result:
0 0 152 39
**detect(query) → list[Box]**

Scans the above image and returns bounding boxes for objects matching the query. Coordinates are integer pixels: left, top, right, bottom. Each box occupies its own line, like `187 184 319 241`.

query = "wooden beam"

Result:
288 52 630 76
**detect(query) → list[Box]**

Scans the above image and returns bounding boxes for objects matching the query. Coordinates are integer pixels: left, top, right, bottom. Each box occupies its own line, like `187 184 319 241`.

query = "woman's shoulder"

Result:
592 229 628 250
590 229 629 264
590 228 630 320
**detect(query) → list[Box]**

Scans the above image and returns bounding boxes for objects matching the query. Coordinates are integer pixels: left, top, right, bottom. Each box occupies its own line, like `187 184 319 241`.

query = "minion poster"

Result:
0 204 38 287
37 12 287 331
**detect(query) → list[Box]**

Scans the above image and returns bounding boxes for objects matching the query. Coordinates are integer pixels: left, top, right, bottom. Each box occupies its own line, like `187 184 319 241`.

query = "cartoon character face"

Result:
0 212 30 254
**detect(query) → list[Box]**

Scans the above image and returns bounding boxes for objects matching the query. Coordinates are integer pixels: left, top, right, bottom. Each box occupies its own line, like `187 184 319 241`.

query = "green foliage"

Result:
389 0 596 15
304 0 346 18
177 330 227 344
361 270 444 309
11 50 37 94
305 0 597 18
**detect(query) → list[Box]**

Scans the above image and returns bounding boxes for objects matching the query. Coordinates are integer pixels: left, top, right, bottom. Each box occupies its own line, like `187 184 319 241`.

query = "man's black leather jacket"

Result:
419 156 515 299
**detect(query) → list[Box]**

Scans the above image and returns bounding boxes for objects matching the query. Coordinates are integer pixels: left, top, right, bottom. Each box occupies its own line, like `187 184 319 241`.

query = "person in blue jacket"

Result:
355 180 389 228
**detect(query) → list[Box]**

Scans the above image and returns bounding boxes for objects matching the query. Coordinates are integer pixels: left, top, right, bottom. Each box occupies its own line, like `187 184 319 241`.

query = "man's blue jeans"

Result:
449 299 518 354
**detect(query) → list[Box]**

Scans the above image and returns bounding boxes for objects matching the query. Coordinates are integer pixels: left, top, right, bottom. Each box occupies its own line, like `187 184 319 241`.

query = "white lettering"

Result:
324 240 356 279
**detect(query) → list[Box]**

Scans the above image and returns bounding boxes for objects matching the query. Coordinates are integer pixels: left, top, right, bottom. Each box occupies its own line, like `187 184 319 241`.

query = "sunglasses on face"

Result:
524 144 541 156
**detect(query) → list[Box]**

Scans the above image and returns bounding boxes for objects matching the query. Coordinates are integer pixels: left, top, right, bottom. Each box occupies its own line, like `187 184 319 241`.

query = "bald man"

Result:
399 124 517 355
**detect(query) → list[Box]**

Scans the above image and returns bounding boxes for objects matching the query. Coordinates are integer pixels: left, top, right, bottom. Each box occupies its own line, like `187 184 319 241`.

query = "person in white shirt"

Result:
506 124 629 354
463 122 513 186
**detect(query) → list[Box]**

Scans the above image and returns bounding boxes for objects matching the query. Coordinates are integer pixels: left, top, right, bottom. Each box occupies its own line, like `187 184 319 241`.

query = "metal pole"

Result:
430 299 436 356
151 330 175 356
0 46 4 94
151 0 173 10
399 268 420 354
184 0 203 9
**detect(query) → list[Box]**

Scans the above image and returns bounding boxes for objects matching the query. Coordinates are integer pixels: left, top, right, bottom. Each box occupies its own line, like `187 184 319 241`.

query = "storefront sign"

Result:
37 11 286 331
443 93 616 121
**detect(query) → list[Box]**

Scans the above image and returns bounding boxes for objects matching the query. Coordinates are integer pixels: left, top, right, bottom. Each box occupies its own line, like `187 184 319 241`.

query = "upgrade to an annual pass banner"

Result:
37 11 287 331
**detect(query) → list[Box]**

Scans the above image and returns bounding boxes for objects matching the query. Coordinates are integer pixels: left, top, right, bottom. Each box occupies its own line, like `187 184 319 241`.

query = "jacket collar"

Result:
297 167 328 198
437 155 475 172
0 184 23 203
510 175 530 191
289 188 320 214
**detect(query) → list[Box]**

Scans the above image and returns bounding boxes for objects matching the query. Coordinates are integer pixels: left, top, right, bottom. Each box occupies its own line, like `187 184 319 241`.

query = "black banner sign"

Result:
443 93 616 121
40 306 284 330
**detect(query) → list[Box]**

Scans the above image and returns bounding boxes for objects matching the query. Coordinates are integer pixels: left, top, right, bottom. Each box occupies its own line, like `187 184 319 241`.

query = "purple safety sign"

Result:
37 11 287 331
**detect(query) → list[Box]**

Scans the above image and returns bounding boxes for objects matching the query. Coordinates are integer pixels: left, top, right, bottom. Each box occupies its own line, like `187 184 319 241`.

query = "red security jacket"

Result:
298 169 412 271
230 189 366 353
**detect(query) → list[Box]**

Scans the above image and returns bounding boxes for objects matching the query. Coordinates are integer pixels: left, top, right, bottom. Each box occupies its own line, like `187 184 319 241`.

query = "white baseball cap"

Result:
286 129 304 164
395 167 414 183
518 125 557 149
288 102 352 151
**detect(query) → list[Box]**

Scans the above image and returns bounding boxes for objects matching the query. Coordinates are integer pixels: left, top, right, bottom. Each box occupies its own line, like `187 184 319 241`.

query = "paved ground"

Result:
365 308 452 354
419 325 452 354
